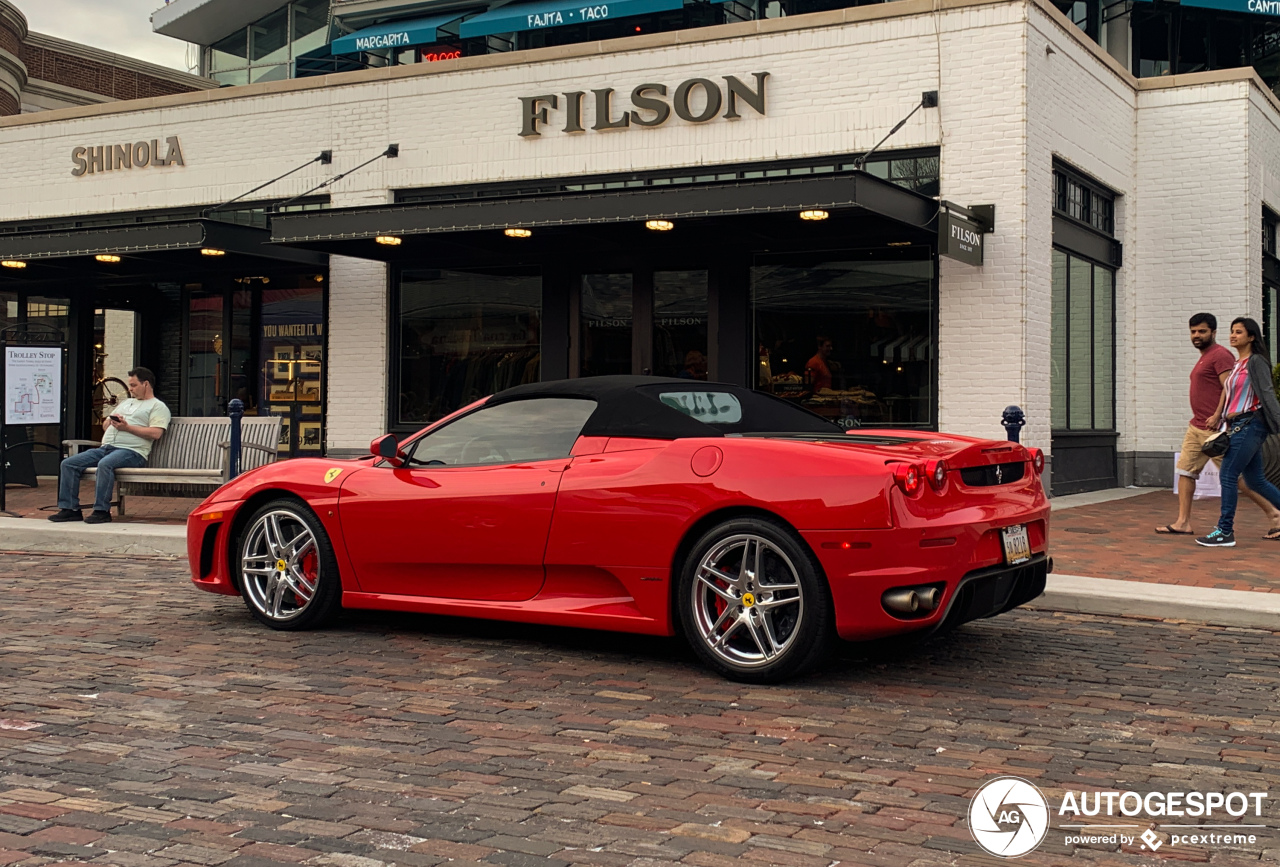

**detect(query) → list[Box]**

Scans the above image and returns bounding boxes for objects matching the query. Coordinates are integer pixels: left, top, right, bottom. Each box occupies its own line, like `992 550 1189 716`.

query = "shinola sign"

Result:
71 136 185 177
519 72 769 137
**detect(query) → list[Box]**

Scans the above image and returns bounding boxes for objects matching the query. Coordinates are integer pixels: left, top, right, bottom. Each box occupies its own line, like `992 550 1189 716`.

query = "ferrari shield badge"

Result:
324 468 343 484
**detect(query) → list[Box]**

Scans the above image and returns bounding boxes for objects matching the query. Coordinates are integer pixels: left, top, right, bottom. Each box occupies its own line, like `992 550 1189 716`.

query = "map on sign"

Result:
5 346 63 425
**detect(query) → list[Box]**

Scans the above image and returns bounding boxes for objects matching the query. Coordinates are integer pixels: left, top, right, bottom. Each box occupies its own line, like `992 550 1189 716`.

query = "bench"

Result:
64 416 283 515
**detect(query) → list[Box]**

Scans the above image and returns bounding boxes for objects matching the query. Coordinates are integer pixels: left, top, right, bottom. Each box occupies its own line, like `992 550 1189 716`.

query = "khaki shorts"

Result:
1177 425 1224 479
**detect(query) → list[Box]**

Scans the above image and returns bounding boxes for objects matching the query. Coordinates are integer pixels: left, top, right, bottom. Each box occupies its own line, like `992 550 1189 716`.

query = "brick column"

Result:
0 1 27 117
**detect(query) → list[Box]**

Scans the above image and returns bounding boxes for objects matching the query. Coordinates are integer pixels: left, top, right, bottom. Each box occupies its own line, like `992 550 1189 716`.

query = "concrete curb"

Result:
1029 573 1280 631
0 517 186 558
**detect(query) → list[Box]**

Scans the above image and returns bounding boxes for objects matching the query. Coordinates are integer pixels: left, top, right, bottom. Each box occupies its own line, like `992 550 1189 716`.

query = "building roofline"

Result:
23 31 218 90
2 0 1277 131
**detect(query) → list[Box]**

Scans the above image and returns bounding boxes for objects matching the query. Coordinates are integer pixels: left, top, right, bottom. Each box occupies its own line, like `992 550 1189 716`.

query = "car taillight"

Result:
924 458 948 491
1028 447 1045 475
894 463 923 495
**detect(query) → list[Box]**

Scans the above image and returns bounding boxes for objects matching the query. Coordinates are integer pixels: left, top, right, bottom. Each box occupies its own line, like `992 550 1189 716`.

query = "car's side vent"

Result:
959 461 1026 486
200 523 220 578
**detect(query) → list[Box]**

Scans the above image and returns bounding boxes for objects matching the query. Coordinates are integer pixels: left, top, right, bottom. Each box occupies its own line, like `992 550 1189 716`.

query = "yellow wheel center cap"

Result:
276 559 287 571
742 592 756 608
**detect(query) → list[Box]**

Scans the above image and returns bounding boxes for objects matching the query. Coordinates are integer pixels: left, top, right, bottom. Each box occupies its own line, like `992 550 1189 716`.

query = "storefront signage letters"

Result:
71 137 185 177
1180 0 1280 16
519 72 769 137
939 211 984 266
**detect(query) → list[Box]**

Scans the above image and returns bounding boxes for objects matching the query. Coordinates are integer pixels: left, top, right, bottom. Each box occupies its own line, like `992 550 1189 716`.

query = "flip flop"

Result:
1265 528 1280 541
1155 525 1195 535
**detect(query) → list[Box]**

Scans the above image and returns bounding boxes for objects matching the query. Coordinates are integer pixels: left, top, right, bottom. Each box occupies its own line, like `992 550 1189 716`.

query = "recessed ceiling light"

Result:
645 219 674 231
95 254 121 263
200 248 225 257
375 235 402 246
799 209 829 221
504 228 532 238
1 260 26 269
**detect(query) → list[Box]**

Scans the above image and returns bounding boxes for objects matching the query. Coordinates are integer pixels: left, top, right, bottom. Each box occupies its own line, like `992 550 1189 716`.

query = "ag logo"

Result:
323 468 343 484
969 776 1050 858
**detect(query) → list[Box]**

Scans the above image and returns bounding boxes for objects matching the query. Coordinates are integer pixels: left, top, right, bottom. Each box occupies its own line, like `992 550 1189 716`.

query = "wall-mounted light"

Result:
799 209 829 221
201 248 225 257
504 228 532 238
375 235 402 246
95 254 122 263
645 220 674 231
1 260 26 269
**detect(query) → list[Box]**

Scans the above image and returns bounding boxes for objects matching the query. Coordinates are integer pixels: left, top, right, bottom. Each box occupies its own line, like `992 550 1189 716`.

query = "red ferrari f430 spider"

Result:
189 376 1050 682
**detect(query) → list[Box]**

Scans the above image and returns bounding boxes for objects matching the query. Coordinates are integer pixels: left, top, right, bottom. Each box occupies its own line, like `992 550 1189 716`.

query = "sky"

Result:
22 0 193 72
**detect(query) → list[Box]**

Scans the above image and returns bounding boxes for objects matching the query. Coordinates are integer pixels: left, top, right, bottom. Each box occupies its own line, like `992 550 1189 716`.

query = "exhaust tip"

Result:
916 586 940 612
882 588 920 614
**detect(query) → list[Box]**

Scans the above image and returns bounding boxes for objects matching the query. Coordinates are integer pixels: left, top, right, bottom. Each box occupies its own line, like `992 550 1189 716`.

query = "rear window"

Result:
639 385 842 435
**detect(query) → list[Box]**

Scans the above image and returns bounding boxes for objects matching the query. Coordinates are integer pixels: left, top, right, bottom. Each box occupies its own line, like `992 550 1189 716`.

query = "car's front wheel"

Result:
678 517 834 682
237 498 342 630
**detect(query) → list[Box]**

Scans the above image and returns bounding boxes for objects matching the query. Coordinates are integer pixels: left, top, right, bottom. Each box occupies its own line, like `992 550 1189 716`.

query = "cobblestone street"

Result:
1 553 1276 867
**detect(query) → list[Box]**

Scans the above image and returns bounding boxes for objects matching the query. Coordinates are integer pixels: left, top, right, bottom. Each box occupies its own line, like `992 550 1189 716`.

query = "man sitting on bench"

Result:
49 367 172 525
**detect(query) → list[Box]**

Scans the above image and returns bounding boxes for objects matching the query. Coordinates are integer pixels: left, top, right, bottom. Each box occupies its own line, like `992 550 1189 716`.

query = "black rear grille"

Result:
960 461 1026 486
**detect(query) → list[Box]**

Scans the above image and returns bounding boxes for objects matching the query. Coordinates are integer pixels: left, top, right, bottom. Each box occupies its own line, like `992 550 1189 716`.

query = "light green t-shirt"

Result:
102 397 172 459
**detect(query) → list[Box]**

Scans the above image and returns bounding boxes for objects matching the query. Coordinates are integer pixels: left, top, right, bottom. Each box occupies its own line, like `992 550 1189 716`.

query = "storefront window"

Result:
292 3 328 57
653 271 708 379
251 7 290 66
187 292 224 417
580 274 632 378
210 30 248 72
752 258 934 428
0 292 15 329
24 296 70 470
1051 249 1115 431
260 281 326 456
1266 283 1278 366
397 269 541 425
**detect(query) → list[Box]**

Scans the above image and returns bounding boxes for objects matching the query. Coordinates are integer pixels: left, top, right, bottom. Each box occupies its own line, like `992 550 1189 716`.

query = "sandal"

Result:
1265 528 1280 541
1155 525 1195 535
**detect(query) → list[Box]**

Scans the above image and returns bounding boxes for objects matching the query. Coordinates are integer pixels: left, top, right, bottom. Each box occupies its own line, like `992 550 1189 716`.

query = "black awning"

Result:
0 218 325 266
270 172 939 245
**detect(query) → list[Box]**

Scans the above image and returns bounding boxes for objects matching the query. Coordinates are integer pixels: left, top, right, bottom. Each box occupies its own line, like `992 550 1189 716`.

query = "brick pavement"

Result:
1052 491 1280 594
1 553 1276 866
2 481 199 525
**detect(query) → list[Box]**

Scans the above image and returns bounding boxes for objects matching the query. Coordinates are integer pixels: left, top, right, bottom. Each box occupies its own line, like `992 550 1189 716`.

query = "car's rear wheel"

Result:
237 499 342 630
678 517 834 683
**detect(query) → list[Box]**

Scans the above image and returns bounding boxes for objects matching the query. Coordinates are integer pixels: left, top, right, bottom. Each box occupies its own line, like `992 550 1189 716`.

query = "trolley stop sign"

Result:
939 211 984 266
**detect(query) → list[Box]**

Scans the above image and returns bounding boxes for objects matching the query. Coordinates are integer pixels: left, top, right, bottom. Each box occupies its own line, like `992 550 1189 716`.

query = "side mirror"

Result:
371 434 405 468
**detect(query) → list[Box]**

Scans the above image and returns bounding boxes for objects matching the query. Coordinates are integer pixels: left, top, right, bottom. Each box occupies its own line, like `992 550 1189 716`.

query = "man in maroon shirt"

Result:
1156 313 1280 534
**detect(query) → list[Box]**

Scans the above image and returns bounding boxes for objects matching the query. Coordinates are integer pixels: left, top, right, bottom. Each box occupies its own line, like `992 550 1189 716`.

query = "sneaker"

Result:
83 510 112 525
48 509 82 522
1196 529 1236 547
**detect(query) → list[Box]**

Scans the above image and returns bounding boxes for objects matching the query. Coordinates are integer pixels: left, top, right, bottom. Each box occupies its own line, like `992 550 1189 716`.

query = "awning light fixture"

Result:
645 219 674 232
95 254 122 263
375 235 402 246
503 228 532 238
799 209 829 221
1 260 26 269
201 248 225 257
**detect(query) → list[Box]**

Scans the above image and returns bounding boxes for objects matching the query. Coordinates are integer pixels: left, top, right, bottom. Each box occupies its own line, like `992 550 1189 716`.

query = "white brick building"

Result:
1 0 1278 493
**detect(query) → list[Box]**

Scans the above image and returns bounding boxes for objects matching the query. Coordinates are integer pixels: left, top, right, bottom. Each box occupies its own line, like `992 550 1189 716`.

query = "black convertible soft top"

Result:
487 376 843 440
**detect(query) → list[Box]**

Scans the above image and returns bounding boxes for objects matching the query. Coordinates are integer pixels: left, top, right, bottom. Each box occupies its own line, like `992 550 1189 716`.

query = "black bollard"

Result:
1001 405 1025 443
228 399 244 480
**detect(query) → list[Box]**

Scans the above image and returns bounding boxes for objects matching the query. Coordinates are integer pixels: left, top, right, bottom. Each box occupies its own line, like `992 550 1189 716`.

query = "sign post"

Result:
0 323 67 517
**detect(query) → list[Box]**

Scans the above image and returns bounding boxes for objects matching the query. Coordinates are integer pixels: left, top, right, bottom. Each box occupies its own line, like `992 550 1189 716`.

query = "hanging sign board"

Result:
5 346 63 425
939 211 984 266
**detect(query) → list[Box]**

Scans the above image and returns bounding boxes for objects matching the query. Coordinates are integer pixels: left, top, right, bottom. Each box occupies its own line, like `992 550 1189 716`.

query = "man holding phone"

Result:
49 367 171 525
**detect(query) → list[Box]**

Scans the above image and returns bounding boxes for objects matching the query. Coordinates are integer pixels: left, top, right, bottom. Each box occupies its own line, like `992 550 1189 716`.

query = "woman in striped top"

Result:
1198 318 1280 547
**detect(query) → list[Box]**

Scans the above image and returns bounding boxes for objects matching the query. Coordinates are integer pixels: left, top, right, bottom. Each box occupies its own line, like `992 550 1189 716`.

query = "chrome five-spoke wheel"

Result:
691 534 803 668
679 518 833 682
238 500 341 629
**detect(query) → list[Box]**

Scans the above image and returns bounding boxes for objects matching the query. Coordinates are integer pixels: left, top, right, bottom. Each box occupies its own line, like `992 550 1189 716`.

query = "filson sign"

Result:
519 72 768 137
71 137 185 177
939 211 985 266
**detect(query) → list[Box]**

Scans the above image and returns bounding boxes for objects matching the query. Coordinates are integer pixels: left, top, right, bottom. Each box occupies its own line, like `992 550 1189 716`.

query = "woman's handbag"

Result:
1201 431 1231 458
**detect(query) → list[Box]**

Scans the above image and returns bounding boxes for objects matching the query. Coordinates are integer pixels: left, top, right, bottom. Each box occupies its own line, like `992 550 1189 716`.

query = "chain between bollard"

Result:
228 398 244 481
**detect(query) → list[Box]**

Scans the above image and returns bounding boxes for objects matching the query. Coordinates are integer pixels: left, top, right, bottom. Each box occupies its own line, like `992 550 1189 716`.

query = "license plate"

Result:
1002 524 1032 565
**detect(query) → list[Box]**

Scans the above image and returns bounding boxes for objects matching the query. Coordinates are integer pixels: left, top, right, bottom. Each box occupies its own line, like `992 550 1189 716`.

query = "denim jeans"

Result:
1217 415 1280 535
57 445 147 513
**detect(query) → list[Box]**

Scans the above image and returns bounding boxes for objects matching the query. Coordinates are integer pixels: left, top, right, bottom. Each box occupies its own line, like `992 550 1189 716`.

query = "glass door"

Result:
186 292 224 417
259 280 326 457
653 270 708 379
579 274 633 377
